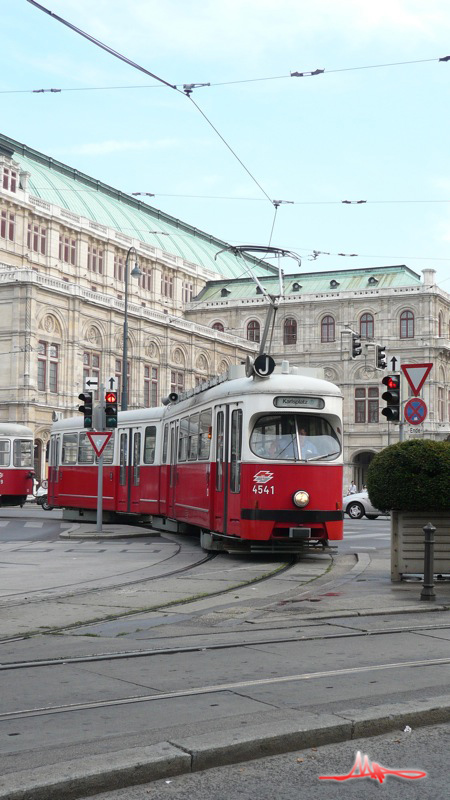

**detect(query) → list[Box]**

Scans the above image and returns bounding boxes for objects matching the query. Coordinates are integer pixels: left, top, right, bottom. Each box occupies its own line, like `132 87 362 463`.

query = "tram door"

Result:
168 421 178 519
212 404 243 535
116 428 142 513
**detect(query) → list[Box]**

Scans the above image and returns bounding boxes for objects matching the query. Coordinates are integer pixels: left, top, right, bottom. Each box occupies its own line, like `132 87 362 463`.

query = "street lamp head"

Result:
131 262 142 279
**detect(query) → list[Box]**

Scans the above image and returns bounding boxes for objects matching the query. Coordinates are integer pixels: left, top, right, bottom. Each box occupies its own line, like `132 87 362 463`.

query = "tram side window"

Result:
13 439 33 468
162 424 169 463
99 434 114 464
61 433 78 465
178 417 189 462
78 432 95 464
230 408 243 493
0 440 10 467
144 426 156 464
188 413 199 460
198 409 212 460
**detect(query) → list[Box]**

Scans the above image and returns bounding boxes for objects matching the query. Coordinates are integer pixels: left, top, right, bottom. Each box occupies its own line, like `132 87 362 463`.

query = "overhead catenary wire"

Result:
2 53 449 95
26 0 275 213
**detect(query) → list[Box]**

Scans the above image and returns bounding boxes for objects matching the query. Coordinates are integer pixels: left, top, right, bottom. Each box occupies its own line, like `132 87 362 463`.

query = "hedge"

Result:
367 439 450 512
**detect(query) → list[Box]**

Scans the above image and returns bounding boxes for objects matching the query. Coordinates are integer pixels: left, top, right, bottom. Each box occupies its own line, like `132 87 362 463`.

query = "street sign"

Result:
86 431 112 457
253 354 276 377
106 376 118 391
404 397 427 426
400 363 432 395
388 354 400 372
84 376 99 391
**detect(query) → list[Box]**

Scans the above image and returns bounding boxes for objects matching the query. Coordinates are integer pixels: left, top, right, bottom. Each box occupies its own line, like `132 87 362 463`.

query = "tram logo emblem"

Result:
253 470 274 484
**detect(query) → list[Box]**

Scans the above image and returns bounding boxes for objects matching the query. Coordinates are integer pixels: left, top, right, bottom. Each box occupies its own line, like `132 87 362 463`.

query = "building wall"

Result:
185 269 450 489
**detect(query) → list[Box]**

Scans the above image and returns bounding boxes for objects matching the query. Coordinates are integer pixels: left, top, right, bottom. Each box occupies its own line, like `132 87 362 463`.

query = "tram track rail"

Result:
2 619 450 672
1 654 450 723
0 552 298 643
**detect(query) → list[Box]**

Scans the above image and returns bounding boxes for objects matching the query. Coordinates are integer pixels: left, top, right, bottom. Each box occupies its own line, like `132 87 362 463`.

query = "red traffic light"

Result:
105 391 117 404
382 375 400 390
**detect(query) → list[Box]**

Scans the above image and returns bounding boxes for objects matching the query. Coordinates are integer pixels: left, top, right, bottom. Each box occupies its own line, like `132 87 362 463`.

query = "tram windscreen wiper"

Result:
304 450 340 462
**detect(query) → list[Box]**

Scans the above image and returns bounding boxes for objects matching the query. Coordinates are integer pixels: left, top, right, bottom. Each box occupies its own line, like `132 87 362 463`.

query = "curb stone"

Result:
1 698 449 800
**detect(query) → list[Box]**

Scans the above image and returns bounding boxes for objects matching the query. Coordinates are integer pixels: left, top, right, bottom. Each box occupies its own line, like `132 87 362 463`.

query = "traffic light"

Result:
376 345 387 370
104 391 118 428
351 333 362 358
78 392 93 428
381 375 400 421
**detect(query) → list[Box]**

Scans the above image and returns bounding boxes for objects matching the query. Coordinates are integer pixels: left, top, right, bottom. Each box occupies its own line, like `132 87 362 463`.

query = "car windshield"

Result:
250 414 341 461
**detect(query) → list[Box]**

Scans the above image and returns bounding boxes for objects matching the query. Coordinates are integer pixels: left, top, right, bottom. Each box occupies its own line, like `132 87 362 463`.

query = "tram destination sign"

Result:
274 396 325 409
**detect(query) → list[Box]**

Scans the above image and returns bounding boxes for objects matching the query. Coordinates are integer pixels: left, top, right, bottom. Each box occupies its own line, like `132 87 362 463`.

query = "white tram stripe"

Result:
23 521 44 528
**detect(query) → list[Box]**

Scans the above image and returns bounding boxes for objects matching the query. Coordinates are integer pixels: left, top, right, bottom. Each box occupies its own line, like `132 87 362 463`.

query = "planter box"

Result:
391 511 450 581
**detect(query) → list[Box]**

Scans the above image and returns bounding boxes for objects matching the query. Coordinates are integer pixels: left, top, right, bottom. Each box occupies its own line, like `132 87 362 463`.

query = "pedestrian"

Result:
348 480 357 495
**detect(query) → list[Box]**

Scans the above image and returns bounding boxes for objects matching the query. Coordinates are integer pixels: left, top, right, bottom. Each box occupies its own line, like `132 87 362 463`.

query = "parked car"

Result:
343 491 388 520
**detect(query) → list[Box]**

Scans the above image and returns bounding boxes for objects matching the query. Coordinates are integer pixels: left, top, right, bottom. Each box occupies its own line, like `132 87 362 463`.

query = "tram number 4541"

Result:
253 485 275 494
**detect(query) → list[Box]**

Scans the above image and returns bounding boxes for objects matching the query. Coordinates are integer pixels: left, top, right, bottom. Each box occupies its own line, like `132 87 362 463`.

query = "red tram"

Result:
0 423 35 507
49 366 344 553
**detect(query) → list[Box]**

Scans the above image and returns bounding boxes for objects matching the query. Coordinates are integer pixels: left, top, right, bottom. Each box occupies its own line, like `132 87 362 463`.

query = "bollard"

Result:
420 522 436 601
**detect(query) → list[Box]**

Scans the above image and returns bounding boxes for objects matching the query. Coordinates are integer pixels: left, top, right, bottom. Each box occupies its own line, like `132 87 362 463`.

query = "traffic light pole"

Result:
96 382 105 533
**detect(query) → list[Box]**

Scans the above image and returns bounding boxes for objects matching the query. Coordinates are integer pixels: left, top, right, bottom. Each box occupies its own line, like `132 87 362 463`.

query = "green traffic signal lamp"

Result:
381 374 400 421
105 391 118 428
78 392 93 428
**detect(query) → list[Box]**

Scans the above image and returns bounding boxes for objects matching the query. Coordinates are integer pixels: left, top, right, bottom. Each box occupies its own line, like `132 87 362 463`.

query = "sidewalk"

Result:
1 530 450 800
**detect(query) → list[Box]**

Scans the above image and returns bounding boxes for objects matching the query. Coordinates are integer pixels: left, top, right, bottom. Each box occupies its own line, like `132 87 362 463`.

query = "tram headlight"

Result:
292 490 310 508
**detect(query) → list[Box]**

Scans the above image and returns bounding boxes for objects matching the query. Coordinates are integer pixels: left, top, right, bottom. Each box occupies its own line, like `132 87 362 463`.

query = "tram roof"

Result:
0 132 276 281
0 423 34 437
52 372 342 432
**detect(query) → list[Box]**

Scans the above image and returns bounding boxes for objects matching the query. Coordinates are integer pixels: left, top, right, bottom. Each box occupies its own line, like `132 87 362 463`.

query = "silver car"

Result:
343 491 387 520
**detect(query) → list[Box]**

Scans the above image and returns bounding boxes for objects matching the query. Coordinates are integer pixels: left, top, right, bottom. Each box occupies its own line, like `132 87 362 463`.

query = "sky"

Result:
2 1 450 289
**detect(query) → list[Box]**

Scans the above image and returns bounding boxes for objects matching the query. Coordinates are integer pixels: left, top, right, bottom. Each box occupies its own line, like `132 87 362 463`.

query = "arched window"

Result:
360 313 374 338
212 322 224 332
283 317 297 345
400 310 414 339
321 315 335 343
247 320 260 343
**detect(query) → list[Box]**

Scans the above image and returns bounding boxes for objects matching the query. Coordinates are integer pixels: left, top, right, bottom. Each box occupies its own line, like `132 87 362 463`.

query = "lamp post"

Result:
122 246 142 411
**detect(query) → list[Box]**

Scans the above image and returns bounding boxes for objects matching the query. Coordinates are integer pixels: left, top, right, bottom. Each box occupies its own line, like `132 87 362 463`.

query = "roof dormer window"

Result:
220 287 231 297
330 279 340 288
291 282 302 292
368 276 378 285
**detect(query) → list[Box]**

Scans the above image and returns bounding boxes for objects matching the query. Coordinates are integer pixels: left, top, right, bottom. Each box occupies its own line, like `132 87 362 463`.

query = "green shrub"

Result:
367 439 450 512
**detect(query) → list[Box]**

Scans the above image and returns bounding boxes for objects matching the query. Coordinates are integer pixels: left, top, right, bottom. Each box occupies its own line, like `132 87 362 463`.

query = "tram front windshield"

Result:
250 414 341 461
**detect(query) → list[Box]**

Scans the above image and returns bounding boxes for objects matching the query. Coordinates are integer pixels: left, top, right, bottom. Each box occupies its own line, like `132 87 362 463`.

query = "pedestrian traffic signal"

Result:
78 392 93 428
381 375 400 421
351 333 362 358
376 345 387 370
104 391 118 428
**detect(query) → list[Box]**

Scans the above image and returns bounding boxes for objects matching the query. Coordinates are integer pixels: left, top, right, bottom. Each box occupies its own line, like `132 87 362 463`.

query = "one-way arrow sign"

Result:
84 376 99 390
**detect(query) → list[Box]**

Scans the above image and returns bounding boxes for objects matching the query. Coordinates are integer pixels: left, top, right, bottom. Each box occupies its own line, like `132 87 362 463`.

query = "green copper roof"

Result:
194 265 422 301
0 133 274 280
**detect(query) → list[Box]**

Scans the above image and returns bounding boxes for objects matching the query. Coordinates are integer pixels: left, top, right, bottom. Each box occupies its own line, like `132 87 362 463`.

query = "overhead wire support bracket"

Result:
341 199 367 204
182 83 211 96
290 69 325 77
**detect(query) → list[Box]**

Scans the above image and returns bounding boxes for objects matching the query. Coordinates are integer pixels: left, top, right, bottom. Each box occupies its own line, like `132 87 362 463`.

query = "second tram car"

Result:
0 423 34 507
48 365 344 552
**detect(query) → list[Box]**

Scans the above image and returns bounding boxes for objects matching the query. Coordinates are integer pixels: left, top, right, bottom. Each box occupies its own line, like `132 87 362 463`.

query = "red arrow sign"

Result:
86 431 112 457
400 363 432 395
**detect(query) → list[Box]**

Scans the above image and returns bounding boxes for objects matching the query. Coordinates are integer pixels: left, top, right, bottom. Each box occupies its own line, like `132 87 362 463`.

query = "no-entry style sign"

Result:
404 397 428 426
86 431 112 457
